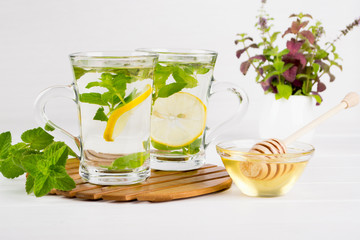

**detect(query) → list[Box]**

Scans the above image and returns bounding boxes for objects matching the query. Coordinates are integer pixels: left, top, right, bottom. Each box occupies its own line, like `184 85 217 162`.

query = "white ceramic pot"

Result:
258 94 315 143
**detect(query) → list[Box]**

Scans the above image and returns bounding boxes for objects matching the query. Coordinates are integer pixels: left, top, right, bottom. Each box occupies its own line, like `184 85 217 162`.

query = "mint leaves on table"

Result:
0 127 76 197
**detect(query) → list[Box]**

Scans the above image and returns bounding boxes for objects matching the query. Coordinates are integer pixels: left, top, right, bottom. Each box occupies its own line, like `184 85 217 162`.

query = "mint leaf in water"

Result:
173 67 198 88
21 127 54 150
112 74 127 96
151 140 182 151
158 82 187 98
79 68 151 123
123 89 138 103
79 93 108 106
187 138 202 154
93 107 108 122
85 81 101 89
101 92 120 106
153 62 211 101
154 64 173 90
73 67 87 80
184 64 211 75
151 138 202 155
107 152 149 170
196 67 211 74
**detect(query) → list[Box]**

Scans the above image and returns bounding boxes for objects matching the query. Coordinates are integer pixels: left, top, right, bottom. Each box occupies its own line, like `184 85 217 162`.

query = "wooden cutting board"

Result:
51 158 232 202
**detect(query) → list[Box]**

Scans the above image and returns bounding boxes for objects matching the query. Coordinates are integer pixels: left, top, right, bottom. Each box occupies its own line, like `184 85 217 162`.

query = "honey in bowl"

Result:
216 139 314 197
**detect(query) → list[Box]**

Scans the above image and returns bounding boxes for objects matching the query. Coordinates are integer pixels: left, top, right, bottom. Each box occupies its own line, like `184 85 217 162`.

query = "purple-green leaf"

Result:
234 37 253 45
286 38 304 54
300 30 315 44
236 49 247 59
240 61 251 75
236 43 259 59
293 79 303 87
282 20 309 37
317 81 326 92
315 60 330 73
311 91 322 105
261 75 276 91
249 55 266 61
283 66 298 82
283 52 307 69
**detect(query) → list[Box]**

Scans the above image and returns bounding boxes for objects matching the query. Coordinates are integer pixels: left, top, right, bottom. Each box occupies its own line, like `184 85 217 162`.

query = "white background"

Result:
0 0 359 139
1 0 360 239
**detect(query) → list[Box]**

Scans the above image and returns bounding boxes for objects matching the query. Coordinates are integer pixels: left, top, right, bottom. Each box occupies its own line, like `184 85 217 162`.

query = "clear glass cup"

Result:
34 51 158 185
136 48 249 171
216 139 315 197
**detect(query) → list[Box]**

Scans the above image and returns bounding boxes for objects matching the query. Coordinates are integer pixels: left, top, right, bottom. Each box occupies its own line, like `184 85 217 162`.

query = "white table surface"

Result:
1 120 360 240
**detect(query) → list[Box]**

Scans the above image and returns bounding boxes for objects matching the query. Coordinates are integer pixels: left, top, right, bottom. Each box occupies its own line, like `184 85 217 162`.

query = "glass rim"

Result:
136 48 218 57
69 51 158 59
216 139 315 160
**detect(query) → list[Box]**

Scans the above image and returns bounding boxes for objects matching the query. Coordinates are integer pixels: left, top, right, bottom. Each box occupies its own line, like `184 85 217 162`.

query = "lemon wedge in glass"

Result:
151 92 206 147
103 84 152 142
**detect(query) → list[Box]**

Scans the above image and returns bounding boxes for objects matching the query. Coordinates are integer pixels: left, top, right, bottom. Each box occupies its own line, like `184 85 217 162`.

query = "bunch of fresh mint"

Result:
0 127 76 197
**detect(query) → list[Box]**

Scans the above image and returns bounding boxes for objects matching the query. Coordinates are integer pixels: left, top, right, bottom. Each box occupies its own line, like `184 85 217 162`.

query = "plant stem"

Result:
242 42 265 80
116 93 126 105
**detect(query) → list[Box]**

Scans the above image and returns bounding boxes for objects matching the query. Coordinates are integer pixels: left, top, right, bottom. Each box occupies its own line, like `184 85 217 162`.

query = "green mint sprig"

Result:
79 72 137 122
76 67 152 123
153 63 211 101
0 127 76 197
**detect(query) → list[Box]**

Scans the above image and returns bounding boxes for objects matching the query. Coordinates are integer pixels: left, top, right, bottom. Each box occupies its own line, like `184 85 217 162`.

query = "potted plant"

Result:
235 0 360 141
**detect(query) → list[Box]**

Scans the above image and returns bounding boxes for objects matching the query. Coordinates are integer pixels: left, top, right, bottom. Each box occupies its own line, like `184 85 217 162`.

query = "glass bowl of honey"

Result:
216 139 315 197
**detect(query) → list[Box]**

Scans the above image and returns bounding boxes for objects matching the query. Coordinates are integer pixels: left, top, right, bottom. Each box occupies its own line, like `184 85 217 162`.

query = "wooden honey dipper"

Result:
241 92 360 180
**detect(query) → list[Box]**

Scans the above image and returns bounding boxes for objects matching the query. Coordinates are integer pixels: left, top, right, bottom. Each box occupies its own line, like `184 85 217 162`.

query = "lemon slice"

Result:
151 92 206 147
104 84 152 142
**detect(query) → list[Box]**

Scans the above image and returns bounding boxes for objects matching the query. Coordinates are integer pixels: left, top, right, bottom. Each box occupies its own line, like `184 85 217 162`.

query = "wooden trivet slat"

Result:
53 159 232 202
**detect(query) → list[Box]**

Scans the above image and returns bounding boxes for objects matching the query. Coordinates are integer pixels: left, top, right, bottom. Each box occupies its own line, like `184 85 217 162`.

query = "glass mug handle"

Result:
33 84 80 157
205 79 249 147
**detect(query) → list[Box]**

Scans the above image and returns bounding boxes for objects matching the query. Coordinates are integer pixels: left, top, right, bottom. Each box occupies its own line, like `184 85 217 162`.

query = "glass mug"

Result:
34 51 158 185
136 49 249 171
